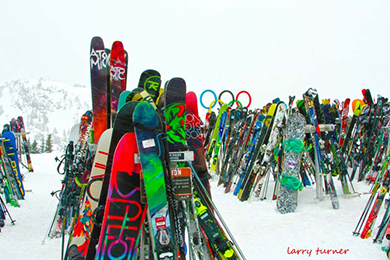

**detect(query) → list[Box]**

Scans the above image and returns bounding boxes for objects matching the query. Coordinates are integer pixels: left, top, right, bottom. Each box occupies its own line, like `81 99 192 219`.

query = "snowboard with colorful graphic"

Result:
95 132 146 260
85 101 139 260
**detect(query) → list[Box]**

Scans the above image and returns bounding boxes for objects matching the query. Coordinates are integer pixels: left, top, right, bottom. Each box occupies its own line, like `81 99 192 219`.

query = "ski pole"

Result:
189 163 247 260
0 195 15 225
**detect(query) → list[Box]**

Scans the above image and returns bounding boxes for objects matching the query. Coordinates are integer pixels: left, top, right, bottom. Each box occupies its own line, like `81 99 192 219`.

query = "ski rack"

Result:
5 133 27 170
8 131 34 172
11 131 30 136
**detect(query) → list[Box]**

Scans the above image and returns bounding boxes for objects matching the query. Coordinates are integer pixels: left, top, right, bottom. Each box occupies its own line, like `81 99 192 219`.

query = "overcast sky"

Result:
1 0 390 109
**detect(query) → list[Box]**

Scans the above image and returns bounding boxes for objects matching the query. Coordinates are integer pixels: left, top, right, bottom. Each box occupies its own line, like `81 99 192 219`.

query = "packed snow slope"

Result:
1 153 388 260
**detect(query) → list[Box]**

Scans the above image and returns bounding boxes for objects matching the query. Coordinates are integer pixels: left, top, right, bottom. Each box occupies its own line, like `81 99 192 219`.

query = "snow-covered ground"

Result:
1 153 388 260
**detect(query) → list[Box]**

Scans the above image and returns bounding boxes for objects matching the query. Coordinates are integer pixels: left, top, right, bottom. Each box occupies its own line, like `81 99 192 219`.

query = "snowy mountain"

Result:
0 78 91 150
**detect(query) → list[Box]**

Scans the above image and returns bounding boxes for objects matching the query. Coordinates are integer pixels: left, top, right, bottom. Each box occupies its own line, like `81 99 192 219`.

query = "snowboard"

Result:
276 111 306 214
95 132 146 260
85 101 140 260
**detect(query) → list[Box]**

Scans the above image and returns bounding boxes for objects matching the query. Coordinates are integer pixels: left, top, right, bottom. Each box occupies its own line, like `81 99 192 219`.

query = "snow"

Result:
1 153 388 260
2 153 62 259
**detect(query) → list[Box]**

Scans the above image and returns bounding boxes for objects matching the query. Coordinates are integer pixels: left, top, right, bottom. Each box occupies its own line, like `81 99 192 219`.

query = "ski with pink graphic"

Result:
95 132 146 260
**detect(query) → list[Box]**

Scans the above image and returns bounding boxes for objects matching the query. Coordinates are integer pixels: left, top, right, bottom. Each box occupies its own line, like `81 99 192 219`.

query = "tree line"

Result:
28 134 53 154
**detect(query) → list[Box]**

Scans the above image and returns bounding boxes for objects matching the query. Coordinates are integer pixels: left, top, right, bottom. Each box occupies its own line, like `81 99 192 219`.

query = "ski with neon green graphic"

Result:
164 78 187 152
212 108 229 178
133 101 177 260
276 111 306 214
130 83 187 259
207 103 228 174
193 174 240 260
165 78 200 260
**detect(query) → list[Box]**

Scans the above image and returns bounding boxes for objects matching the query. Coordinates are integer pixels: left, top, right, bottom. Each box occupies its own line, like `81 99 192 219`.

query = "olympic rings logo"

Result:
199 90 252 110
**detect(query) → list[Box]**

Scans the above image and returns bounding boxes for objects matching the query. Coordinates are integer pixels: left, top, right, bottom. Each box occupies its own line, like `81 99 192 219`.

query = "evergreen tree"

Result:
31 139 38 154
27 138 32 151
45 134 53 153
40 136 45 154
